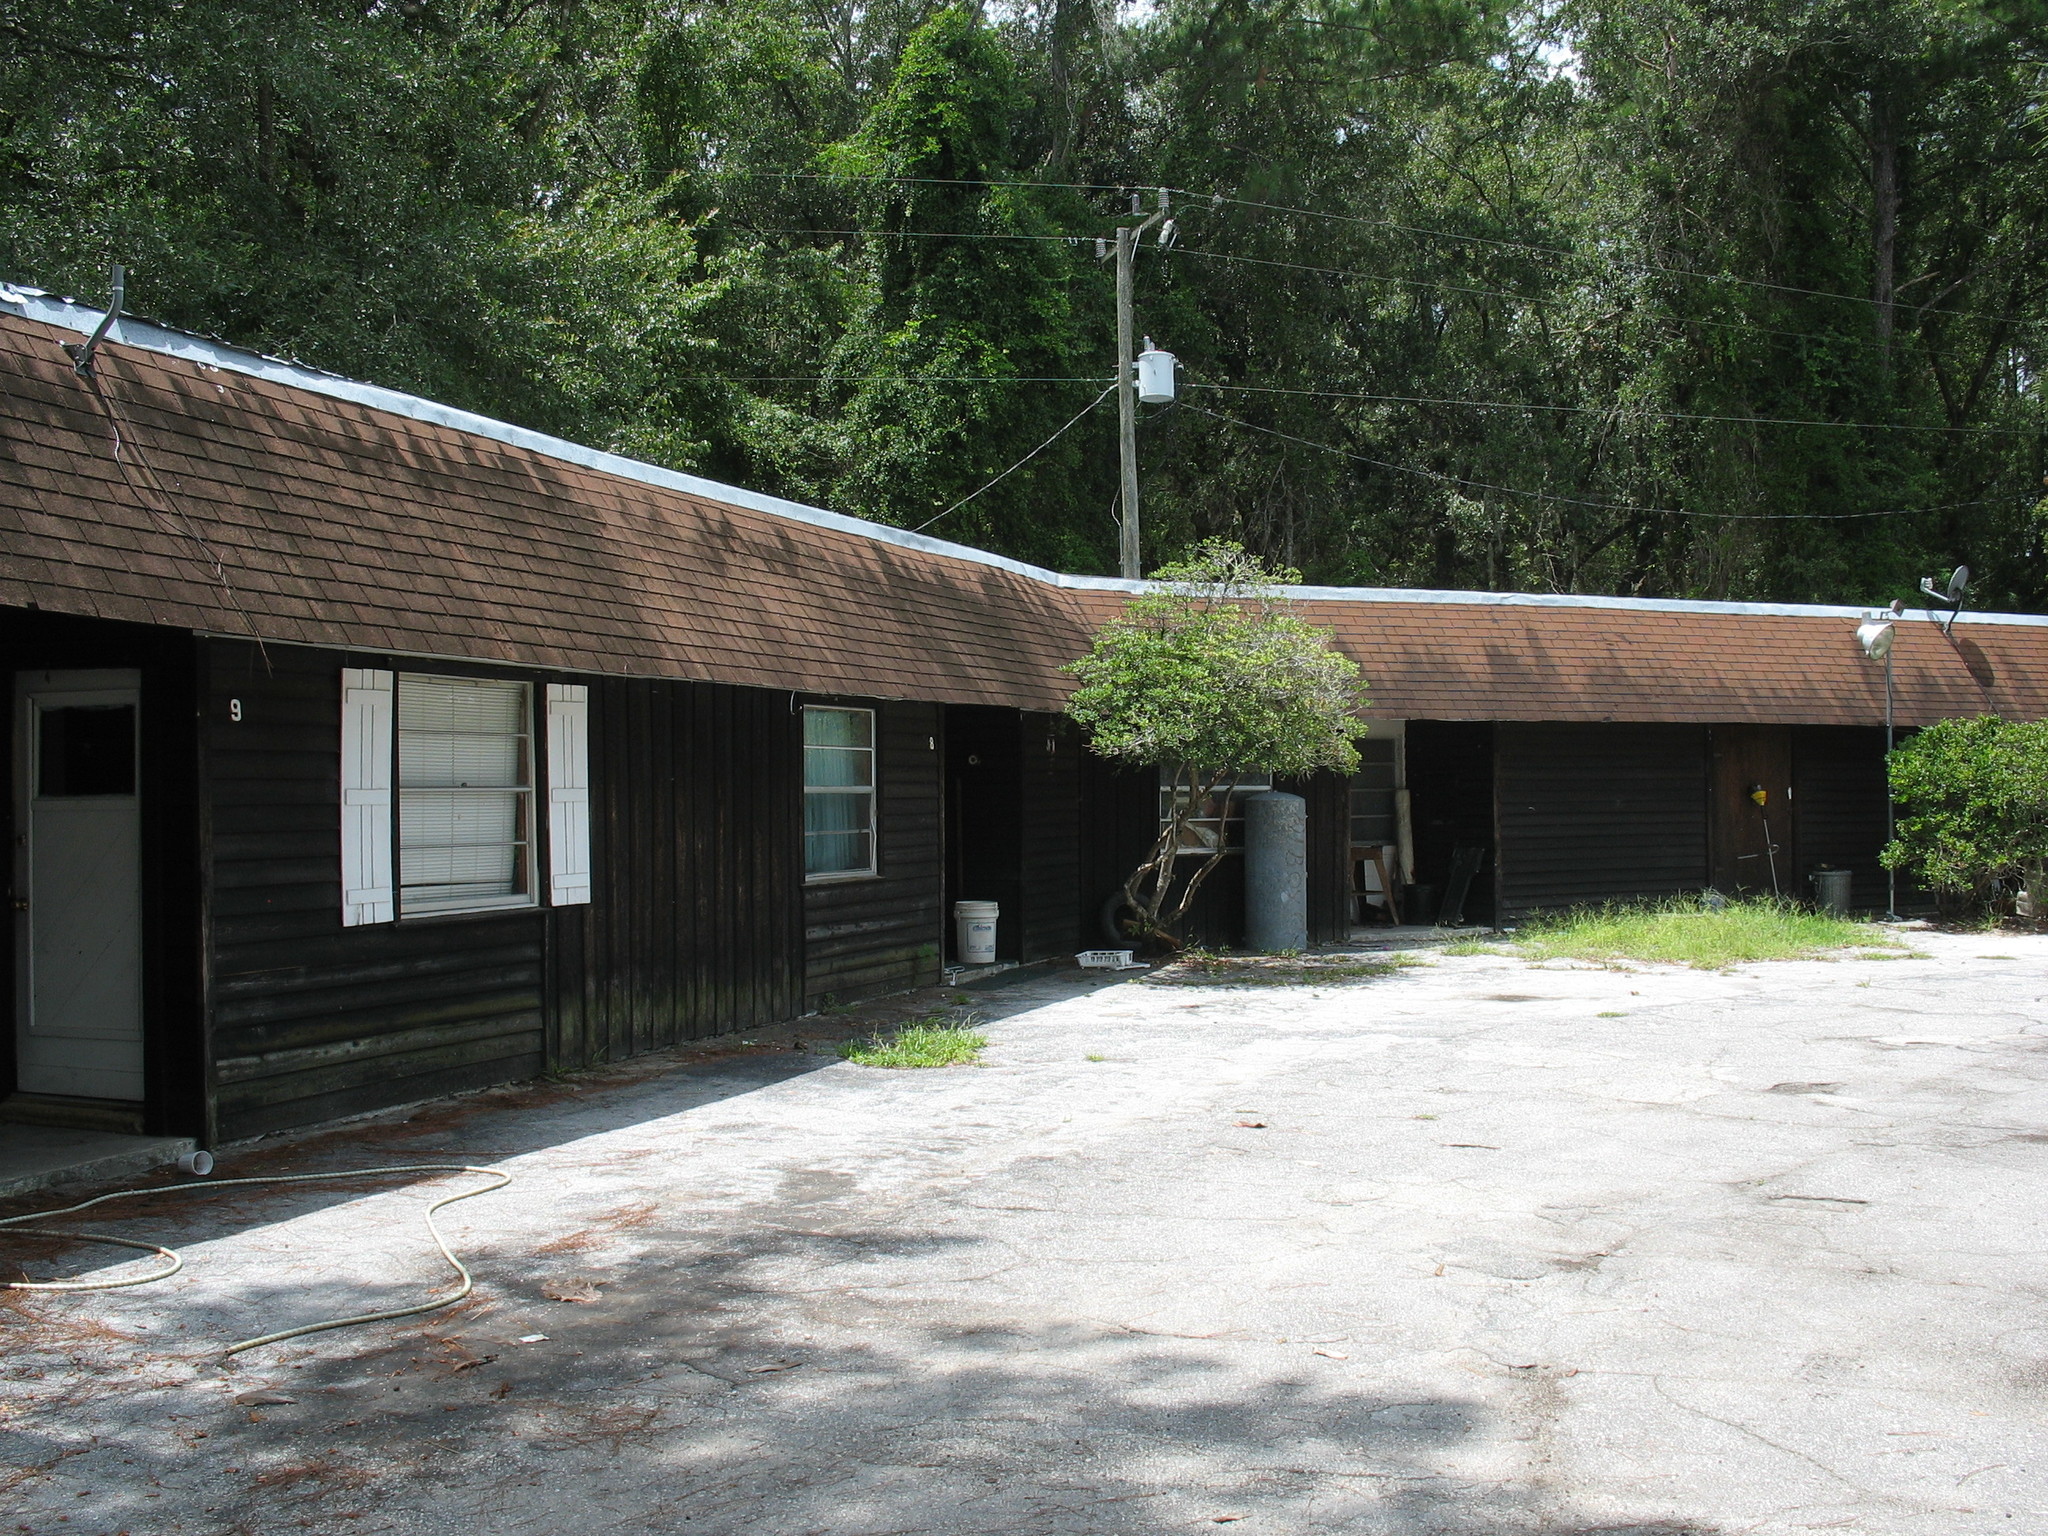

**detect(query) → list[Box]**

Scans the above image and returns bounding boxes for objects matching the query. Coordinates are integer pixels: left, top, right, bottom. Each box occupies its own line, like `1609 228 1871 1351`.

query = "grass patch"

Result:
838 1018 987 1068
1440 939 1513 956
1142 949 1424 987
1512 898 1906 970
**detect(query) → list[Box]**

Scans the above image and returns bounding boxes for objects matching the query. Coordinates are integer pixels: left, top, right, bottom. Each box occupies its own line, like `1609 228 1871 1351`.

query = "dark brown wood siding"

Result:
203 641 805 1139
1407 721 1497 925
1495 722 1710 921
804 698 943 1006
1792 726 1892 912
203 641 546 1138
1018 713 1081 959
1291 770 1352 943
549 676 804 1069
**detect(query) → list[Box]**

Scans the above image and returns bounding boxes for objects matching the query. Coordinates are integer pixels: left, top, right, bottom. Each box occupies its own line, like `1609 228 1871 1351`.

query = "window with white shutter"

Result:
396 674 535 915
546 684 591 905
340 668 395 926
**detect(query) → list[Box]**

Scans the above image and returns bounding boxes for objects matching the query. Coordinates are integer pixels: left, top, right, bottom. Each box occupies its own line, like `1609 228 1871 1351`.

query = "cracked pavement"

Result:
3 930 2047 1534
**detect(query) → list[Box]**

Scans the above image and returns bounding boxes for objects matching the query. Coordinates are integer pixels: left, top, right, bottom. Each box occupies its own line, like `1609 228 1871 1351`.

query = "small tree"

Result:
1882 715 2048 912
1064 542 1368 946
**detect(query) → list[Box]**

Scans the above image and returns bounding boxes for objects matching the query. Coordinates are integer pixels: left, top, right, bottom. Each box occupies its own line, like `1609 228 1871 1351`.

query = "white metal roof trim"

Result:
8 285 2043 631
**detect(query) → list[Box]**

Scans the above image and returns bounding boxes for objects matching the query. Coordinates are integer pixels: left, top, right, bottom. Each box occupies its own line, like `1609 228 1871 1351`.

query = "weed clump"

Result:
839 1018 987 1068
1514 898 1905 970
1143 949 1422 987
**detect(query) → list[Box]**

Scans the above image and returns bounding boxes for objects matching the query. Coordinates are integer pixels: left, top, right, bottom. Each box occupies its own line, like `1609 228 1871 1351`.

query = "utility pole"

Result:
1111 190 1169 580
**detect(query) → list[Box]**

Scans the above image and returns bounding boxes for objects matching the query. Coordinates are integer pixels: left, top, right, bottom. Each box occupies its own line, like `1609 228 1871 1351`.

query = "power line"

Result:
730 224 1953 355
663 374 1102 383
910 382 1117 533
1166 244 1906 351
723 169 2034 329
1203 191 2034 331
1182 402 2031 522
1186 382 2028 435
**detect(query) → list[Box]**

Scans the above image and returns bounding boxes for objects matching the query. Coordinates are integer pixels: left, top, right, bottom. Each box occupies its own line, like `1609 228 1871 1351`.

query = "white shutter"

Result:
546 683 591 905
340 668 395 925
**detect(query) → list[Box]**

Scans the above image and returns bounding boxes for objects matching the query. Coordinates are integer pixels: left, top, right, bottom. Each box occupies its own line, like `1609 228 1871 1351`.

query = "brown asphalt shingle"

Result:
0 309 2041 726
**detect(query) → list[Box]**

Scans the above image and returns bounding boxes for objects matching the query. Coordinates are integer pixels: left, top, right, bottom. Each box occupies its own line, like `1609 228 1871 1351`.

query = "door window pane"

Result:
38 705 136 797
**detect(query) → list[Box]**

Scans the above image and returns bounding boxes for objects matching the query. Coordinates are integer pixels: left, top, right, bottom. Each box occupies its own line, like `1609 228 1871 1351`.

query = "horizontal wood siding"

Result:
1496 722 1710 921
205 644 806 1134
1019 713 1081 959
203 641 544 1139
805 699 942 1006
552 677 804 1069
1793 726 1892 911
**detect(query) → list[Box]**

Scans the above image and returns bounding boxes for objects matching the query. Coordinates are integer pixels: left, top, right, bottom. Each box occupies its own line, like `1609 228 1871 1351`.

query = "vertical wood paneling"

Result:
1018 712 1081 959
551 677 803 1068
1290 770 1352 943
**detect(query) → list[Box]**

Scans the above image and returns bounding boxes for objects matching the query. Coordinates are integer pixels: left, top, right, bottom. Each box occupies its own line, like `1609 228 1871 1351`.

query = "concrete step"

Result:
0 1124 194 1201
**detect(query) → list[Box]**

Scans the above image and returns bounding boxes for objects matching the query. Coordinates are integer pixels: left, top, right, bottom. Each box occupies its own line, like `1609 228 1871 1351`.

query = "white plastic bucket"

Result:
953 900 999 965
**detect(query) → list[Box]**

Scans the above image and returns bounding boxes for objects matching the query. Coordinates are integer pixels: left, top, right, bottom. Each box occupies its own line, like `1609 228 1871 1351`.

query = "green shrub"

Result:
1883 716 2048 910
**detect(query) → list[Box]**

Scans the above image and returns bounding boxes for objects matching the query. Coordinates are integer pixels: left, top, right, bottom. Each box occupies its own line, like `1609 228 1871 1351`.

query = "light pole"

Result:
1856 600 1905 921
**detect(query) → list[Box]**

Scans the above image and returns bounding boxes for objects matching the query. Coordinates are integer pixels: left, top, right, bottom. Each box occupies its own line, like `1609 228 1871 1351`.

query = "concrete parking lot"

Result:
4 930 2046 1535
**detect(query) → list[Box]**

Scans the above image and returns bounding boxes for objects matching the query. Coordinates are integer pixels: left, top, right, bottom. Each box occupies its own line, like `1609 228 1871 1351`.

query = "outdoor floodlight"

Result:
1856 617 1895 661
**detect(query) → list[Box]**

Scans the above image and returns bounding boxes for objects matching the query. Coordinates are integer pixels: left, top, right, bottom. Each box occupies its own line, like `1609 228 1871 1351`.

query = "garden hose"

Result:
0 1162 510 1356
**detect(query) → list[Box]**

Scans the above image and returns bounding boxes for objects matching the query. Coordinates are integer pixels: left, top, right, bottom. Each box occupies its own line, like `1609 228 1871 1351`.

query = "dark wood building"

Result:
3 287 2044 1148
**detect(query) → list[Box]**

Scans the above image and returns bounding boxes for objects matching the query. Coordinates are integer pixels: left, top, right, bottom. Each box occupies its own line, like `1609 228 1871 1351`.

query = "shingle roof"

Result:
1 302 2041 726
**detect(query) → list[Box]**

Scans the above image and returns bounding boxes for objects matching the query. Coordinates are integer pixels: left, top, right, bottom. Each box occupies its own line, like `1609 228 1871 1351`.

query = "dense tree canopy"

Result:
5 0 2045 604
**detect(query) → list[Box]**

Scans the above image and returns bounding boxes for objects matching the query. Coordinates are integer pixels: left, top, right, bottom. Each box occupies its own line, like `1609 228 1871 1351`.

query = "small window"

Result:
1160 767 1272 853
397 674 535 916
37 705 136 797
804 706 876 879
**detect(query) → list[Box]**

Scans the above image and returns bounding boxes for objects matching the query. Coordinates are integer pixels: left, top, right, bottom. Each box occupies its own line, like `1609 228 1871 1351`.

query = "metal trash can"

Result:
1810 868 1853 915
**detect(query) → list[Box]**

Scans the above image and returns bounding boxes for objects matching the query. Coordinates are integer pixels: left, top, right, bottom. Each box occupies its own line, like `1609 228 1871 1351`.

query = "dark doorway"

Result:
1406 721 1497 926
1711 725 1795 897
944 706 1023 963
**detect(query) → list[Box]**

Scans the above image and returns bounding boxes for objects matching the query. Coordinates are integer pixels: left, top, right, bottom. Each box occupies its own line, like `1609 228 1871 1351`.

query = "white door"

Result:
14 670 144 1103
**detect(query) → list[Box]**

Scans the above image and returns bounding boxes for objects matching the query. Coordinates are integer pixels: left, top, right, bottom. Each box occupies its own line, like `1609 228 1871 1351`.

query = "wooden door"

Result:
1710 725 1795 897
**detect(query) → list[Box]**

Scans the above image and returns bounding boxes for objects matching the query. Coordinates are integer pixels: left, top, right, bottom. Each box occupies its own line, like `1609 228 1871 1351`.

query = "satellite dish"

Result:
1918 563 1971 635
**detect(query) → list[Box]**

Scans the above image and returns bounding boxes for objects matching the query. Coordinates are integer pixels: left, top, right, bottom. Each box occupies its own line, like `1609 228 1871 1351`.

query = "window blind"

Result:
398 674 534 914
